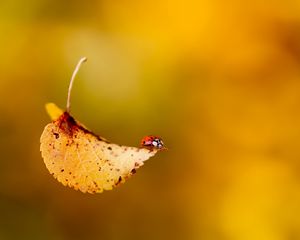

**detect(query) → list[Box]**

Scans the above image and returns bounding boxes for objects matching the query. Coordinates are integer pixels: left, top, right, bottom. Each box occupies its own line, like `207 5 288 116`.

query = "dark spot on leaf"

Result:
116 176 122 185
131 169 136 174
107 146 112 150
53 132 59 139
61 169 64 172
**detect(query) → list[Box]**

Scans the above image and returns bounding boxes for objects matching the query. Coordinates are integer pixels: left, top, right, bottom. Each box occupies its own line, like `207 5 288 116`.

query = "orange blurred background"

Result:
1 0 300 239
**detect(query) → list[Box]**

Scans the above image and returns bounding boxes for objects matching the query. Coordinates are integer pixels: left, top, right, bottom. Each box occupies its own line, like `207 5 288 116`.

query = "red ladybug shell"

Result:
140 135 165 150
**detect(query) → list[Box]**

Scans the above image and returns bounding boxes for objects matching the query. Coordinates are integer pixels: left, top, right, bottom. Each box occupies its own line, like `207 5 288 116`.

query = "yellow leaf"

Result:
40 58 165 193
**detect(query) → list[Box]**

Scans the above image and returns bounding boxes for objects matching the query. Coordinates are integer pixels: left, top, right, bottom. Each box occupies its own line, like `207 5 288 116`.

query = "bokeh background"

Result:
1 0 300 239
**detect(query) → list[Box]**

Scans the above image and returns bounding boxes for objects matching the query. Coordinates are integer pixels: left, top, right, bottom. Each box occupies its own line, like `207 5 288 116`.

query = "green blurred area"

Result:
1 0 300 239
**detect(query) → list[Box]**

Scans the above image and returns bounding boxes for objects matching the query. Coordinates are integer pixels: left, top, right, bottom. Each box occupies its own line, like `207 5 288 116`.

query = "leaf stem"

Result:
66 57 87 113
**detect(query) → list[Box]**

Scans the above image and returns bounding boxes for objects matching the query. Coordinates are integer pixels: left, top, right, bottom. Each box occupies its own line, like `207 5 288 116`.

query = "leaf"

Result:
40 58 165 193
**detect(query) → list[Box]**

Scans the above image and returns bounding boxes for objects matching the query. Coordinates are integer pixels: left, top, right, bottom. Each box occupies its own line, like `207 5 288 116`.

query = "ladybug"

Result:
140 135 165 150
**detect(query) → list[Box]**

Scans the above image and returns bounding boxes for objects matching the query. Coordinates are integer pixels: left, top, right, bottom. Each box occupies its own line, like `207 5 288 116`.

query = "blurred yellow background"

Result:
1 0 300 239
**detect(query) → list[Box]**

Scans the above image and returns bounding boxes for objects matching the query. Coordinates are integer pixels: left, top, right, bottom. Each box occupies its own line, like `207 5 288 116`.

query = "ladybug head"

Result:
140 135 166 150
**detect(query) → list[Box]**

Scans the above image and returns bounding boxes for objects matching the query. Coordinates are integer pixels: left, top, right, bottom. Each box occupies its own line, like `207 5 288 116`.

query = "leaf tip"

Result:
45 103 63 120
